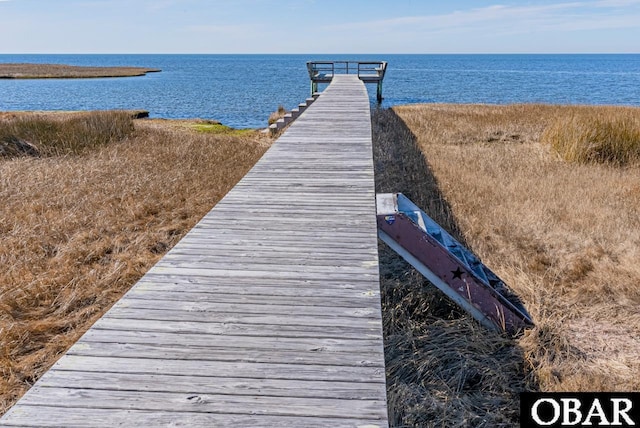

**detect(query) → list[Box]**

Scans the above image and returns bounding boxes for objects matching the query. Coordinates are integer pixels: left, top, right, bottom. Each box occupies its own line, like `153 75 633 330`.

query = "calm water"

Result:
1 54 639 128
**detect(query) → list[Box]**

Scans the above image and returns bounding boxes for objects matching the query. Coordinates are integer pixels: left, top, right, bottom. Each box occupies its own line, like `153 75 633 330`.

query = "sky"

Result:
0 0 639 54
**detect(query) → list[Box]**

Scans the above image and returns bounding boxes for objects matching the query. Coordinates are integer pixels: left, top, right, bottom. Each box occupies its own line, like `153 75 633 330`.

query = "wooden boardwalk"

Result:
1 75 389 427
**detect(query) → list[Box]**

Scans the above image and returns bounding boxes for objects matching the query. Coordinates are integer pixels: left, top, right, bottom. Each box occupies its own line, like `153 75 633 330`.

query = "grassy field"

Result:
373 104 640 426
2 104 639 426
0 63 160 79
0 111 270 414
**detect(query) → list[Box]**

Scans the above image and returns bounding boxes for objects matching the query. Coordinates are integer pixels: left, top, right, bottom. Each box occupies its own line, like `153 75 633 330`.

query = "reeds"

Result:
0 111 134 157
373 107 531 426
3 104 638 424
541 107 640 165
267 105 287 125
0 112 269 414
374 104 640 426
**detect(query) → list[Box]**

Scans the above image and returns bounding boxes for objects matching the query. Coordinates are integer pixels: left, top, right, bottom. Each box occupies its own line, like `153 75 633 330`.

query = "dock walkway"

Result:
1 75 389 427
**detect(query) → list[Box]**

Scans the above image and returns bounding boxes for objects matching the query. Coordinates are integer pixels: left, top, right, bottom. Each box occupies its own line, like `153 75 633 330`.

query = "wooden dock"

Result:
1 75 389 427
307 61 387 102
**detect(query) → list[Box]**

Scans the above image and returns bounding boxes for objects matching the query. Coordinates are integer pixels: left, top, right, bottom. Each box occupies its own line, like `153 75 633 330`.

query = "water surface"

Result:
1 54 639 128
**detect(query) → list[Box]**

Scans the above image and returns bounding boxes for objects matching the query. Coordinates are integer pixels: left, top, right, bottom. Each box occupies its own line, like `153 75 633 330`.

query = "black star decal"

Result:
451 267 464 280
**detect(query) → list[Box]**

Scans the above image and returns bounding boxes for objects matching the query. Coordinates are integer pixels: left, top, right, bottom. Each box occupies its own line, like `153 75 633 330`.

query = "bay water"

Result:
1 54 639 129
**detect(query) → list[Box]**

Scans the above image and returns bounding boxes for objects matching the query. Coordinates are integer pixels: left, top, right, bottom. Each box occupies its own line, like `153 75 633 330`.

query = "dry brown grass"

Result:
3 103 637 424
541 106 640 165
0 112 269 414
268 105 288 125
0 111 135 157
0 63 160 79
373 104 640 426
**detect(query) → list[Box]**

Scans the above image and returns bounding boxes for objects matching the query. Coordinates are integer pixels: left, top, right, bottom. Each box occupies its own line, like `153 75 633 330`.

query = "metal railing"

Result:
306 60 388 101
306 61 387 81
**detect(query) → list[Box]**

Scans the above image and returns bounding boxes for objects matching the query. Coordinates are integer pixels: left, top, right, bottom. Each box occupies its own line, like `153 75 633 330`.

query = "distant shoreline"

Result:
0 63 161 79
3 54 638 128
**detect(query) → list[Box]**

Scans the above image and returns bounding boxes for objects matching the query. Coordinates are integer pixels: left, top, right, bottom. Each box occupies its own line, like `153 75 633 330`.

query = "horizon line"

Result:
1 52 640 55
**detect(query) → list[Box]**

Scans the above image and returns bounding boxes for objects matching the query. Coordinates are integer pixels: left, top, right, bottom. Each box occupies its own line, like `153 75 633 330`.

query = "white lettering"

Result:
561 398 583 425
612 398 635 426
584 398 611 426
532 398 561 426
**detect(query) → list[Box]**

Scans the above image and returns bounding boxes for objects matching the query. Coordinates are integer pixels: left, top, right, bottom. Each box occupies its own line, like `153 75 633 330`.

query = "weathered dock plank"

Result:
2 408 384 428
0 75 388 427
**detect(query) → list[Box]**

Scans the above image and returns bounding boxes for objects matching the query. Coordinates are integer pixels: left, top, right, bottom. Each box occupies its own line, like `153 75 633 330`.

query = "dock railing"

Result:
306 61 387 101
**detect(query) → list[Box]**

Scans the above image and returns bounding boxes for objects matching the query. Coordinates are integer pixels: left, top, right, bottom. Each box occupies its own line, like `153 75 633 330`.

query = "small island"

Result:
0 63 161 79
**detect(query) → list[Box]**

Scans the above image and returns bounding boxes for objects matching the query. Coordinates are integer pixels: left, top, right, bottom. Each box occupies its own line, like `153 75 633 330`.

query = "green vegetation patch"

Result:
190 123 255 136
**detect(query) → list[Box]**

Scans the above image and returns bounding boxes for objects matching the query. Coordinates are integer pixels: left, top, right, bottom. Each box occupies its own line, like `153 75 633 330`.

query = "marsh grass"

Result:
0 111 135 157
0 112 269 414
268 105 287 125
373 107 532 427
0 63 160 79
541 107 640 165
3 103 638 425
374 104 640 426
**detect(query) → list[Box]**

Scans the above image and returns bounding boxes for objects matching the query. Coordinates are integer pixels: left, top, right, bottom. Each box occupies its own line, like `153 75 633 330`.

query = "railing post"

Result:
306 60 387 100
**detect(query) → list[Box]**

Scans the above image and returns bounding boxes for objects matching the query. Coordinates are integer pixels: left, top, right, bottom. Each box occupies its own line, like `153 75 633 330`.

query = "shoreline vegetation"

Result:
1 104 639 425
0 110 271 414
0 63 161 79
374 104 639 426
